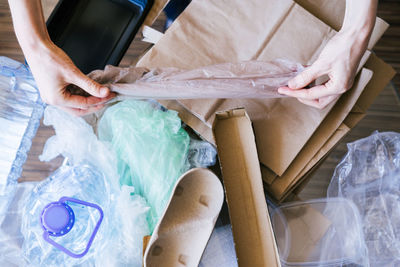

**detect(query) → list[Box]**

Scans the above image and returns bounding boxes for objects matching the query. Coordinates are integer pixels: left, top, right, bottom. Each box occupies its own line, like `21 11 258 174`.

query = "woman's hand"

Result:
26 41 115 116
278 0 377 109
278 29 369 109
8 0 115 116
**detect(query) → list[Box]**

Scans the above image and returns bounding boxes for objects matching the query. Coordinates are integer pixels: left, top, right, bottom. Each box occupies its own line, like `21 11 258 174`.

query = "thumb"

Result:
71 70 109 98
288 64 321 89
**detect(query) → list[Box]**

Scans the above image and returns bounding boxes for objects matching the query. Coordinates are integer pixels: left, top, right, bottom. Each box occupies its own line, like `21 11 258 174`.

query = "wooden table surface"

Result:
0 0 399 200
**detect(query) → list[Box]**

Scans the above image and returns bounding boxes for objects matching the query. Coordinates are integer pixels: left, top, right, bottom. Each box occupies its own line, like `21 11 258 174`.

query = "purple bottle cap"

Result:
40 197 104 258
41 202 75 237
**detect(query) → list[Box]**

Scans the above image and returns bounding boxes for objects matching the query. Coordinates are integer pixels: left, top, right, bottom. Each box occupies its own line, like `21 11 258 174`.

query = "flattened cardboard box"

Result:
138 0 395 201
213 109 280 267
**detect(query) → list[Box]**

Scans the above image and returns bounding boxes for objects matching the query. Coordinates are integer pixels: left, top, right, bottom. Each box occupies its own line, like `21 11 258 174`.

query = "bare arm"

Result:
279 0 378 109
8 0 115 116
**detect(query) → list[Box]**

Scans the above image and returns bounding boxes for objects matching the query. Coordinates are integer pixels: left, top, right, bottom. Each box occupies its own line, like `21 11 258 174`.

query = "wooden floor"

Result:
375 0 400 93
0 0 399 200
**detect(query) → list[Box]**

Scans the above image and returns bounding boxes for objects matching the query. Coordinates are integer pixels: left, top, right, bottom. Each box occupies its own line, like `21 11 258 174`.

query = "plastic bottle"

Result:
0 57 44 219
21 164 113 266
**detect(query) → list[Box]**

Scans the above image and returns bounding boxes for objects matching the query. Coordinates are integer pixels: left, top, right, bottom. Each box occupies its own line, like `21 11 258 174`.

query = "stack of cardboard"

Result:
138 0 396 202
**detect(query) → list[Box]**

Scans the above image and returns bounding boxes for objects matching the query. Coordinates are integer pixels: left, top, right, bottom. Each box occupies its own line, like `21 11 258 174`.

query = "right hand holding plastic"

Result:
26 42 115 116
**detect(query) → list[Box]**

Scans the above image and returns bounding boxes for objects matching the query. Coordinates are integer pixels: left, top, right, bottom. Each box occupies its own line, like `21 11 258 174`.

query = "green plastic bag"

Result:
98 100 190 231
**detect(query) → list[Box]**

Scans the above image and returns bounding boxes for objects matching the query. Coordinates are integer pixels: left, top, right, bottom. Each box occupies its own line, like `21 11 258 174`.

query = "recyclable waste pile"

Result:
0 99 216 266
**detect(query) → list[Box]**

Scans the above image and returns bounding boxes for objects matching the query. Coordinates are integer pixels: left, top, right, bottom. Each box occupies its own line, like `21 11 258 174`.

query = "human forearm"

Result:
7 0 51 54
342 0 378 39
7 0 114 116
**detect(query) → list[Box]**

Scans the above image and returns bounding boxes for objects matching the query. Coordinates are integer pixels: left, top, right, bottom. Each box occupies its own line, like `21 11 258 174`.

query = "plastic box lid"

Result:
270 198 368 267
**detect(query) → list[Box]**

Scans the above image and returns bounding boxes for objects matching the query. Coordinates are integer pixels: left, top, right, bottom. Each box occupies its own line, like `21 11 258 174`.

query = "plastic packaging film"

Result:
86 60 303 101
328 131 400 266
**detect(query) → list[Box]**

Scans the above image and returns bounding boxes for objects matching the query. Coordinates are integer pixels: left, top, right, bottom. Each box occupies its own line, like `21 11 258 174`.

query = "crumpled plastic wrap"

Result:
86 60 303 100
328 131 400 266
98 100 212 231
39 106 119 181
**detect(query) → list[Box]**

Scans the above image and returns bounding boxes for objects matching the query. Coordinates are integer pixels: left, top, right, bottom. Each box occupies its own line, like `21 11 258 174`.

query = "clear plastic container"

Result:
0 57 44 218
270 198 369 267
21 164 115 266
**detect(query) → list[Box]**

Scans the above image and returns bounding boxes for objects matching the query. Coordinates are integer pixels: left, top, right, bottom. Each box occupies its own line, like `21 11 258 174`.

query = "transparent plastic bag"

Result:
86 60 303 100
328 131 400 266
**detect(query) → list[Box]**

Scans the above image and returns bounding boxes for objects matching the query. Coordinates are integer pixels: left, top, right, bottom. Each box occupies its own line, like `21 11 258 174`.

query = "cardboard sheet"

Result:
137 0 388 178
142 0 169 28
295 0 389 49
213 109 280 267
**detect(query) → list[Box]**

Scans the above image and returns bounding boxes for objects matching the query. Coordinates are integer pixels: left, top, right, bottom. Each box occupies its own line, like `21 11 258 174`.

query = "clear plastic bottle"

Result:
0 57 44 218
21 164 114 266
